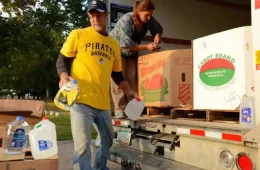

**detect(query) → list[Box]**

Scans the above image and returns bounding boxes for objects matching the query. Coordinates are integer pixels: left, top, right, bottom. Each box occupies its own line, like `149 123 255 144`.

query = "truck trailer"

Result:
104 0 260 169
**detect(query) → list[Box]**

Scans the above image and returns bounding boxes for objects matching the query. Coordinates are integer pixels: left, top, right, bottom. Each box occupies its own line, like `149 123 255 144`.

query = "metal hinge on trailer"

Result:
135 131 180 154
243 123 260 143
176 126 244 144
136 121 165 133
243 123 260 150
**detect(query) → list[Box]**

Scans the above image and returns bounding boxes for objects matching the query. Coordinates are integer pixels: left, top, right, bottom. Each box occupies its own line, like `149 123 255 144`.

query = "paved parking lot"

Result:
58 141 121 170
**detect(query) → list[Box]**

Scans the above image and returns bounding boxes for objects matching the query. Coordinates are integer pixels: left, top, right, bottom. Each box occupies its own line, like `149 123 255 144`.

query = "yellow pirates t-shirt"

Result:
60 26 122 110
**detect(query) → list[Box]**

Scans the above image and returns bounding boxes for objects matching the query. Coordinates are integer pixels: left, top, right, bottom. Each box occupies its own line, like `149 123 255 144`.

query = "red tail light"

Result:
114 121 121 126
236 153 255 170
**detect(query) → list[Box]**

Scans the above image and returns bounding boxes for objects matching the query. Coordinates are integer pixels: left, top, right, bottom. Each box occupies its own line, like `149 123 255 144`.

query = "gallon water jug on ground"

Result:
125 98 145 120
34 116 57 142
29 119 58 160
240 95 255 129
54 79 80 111
2 116 31 154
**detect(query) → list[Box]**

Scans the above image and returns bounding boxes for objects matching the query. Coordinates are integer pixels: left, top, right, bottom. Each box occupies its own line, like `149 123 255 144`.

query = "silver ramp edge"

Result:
243 123 260 143
109 143 202 170
112 116 250 132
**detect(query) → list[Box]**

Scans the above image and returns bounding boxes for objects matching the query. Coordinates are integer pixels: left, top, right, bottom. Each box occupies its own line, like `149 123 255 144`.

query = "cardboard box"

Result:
0 99 46 137
0 99 45 151
192 26 253 110
138 49 193 107
0 99 59 170
0 149 59 170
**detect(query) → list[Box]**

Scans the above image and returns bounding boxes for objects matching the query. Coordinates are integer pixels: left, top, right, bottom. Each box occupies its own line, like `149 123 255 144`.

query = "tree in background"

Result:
0 0 90 99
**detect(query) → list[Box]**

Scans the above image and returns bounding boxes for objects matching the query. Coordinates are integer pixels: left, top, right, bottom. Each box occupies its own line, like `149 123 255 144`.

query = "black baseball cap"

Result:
87 0 107 13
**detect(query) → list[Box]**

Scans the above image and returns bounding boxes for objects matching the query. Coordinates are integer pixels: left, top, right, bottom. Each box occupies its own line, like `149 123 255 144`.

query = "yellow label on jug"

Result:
255 50 260 64
255 50 260 70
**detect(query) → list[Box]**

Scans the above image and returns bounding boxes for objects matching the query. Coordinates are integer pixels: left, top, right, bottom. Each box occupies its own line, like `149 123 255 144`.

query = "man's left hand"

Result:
118 81 139 100
126 89 139 101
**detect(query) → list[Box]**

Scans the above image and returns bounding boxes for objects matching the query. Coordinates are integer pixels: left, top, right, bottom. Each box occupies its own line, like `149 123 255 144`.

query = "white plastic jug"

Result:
29 120 58 160
125 98 145 120
239 95 255 129
34 117 57 142
2 116 31 154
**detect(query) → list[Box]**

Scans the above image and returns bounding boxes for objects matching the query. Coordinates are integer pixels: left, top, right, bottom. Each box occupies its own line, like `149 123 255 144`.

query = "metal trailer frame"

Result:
105 0 260 169
111 117 260 170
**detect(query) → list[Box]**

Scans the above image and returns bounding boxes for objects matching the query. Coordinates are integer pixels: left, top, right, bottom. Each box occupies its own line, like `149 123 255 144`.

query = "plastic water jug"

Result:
29 119 58 160
239 95 255 129
125 98 145 120
54 79 80 111
34 117 57 142
2 116 31 154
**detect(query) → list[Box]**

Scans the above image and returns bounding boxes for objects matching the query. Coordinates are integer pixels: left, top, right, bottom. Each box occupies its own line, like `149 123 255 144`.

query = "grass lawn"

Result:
46 102 97 141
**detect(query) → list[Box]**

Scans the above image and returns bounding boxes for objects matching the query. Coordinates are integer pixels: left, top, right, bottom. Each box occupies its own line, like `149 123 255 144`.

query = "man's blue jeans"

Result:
70 103 114 170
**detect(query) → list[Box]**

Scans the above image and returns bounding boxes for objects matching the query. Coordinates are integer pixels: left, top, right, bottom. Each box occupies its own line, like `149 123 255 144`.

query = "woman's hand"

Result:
146 43 159 51
154 34 162 44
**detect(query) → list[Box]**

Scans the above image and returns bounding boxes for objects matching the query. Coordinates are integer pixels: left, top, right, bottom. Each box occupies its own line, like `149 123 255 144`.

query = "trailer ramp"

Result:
109 143 202 170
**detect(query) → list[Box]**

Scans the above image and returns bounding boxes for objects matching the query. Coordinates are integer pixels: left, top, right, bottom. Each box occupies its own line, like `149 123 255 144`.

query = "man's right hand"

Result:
59 72 74 88
146 43 160 51
59 76 74 88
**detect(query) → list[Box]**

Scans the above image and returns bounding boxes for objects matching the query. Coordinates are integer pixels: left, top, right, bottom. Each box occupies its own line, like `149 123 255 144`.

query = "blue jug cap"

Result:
72 80 77 84
16 116 24 121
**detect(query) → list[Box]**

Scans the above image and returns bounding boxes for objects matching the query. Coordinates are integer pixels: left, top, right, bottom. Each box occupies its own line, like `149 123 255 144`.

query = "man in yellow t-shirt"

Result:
56 1 138 169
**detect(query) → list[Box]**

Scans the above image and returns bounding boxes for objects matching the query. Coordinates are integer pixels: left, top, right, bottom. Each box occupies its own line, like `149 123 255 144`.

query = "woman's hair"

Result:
133 0 155 25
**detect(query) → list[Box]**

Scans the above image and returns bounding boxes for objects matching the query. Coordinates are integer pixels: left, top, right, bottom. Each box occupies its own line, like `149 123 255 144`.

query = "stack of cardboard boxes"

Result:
137 26 252 112
0 99 59 170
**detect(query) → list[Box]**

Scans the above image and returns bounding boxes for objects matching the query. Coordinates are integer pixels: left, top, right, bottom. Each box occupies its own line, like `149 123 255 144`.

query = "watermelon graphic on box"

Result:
199 58 235 86
140 74 169 102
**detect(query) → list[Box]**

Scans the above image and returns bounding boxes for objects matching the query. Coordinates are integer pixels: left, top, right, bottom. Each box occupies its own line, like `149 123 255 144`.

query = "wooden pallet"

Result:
145 105 239 123
145 107 173 116
172 108 239 122
145 104 192 116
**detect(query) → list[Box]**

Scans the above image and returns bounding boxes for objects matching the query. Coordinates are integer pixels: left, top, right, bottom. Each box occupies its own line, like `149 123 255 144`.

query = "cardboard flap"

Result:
0 149 25 162
5 158 59 170
0 99 46 118
0 148 58 162
0 150 58 170
0 162 6 170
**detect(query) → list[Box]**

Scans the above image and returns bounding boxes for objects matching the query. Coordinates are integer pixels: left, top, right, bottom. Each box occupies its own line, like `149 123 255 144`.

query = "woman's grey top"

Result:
109 12 163 58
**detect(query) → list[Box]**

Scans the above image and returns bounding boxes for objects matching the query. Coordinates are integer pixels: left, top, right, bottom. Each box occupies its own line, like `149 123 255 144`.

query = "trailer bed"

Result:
112 115 250 132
